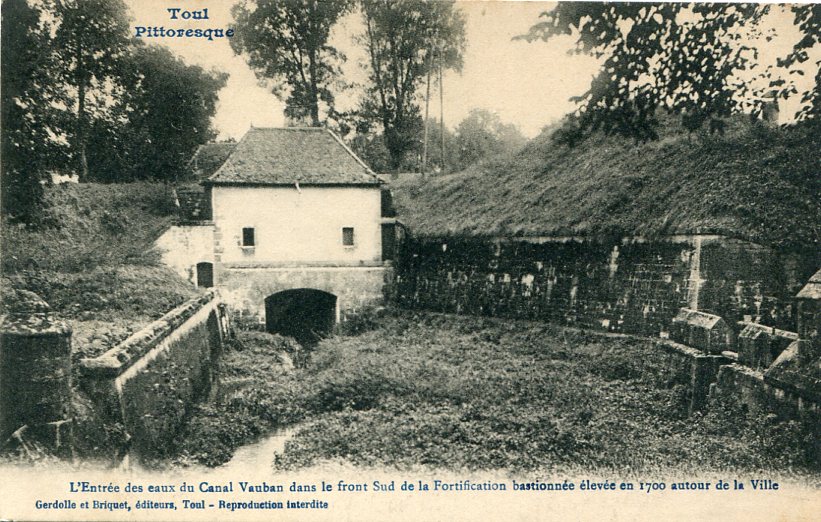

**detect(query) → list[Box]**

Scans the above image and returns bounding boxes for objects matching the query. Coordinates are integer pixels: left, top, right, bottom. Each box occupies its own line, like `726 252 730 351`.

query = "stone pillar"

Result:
0 314 73 454
689 355 724 413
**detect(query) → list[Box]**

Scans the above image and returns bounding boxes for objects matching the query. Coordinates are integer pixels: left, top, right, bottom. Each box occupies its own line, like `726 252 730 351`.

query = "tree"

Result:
51 0 131 180
99 44 228 183
518 2 802 140
423 117 458 173
1 0 63 224
231 0 353 126
359 0 466 171
454 109 526 169
780 4 820 122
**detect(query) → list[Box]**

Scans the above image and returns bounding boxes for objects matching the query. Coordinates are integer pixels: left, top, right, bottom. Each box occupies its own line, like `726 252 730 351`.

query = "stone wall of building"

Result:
80 290 227 458
218 266 391 324
392 236 815 336
155 224 215 285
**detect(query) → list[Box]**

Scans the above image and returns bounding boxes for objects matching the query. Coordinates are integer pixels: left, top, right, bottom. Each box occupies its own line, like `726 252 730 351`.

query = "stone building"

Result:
155 127 396 342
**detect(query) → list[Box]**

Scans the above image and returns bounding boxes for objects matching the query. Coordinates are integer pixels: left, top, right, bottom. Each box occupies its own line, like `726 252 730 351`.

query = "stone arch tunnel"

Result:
264 289 338 346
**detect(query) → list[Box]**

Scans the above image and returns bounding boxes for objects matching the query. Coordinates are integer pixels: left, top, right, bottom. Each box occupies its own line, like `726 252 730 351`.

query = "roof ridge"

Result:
324 127 380 183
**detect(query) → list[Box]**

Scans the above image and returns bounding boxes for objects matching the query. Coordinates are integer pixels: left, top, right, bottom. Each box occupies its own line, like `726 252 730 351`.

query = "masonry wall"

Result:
219 266 391 323
155 224 215 285
710 363 821 421
0 314 73 453
212 185 383 266
698 238 813 331
80 290 226 458
393 236 815 336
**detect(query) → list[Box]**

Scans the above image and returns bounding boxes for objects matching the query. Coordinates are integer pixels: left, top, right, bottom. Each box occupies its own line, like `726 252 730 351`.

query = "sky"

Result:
124 0 600 139
124 1 815 141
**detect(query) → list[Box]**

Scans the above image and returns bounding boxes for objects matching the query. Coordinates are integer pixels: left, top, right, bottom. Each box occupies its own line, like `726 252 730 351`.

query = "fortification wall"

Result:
393 236 814 336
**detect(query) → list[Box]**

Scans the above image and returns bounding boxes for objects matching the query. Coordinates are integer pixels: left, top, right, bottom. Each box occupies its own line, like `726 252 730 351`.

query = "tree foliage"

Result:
231 0 353 126
781 4 821 122
1 0 58 225
520 2 819 141
51 0 131 179
454 109 526 169
359 0 466 171
88 44 228 182
2 0 229 224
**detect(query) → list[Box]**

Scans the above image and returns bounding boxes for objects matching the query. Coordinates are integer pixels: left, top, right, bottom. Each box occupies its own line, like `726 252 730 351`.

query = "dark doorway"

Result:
196 262 214 288
265 289 337 346
381 223 396 261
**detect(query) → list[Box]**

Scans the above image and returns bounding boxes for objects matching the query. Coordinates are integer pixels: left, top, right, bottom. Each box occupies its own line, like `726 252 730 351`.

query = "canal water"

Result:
216 428 296 476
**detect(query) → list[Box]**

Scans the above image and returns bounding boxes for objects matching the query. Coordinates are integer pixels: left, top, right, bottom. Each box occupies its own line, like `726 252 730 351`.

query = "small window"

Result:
342 227 355 247
242 227 255 247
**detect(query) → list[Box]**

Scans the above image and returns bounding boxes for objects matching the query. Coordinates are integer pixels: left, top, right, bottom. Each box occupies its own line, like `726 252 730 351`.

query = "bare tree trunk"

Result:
76 42 88 181
439 63 445 173
422 61 431 178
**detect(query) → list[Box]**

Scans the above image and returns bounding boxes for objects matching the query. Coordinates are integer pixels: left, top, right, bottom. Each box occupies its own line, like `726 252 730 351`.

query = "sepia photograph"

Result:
0 0 819 520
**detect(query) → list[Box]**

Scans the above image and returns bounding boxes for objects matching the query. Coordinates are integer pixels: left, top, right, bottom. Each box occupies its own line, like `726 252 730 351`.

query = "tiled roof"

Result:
188 142 237 181
205 127 380 186
796 269 821 300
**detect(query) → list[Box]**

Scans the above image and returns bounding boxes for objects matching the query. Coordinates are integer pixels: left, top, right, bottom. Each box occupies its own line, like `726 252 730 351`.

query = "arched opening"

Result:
196 262 214 288
264 289 337 346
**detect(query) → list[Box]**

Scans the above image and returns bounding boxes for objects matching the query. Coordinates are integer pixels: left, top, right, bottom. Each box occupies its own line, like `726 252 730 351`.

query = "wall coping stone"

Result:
737 321 798 341
673 308 724 329
764 340 821 403
79 289 217 379
0 313 72 336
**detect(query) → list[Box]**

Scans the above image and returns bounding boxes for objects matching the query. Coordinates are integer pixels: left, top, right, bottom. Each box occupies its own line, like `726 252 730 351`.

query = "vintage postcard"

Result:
1 0 819 520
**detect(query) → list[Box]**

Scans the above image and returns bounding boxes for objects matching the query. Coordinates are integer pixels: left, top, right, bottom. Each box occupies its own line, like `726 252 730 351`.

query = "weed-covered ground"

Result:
169 312 820 478
1 183 200 359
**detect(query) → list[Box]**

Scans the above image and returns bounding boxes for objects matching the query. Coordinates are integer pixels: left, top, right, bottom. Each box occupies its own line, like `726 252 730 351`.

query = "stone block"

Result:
737 322 798 370
670 308 733 354
0 313 72 443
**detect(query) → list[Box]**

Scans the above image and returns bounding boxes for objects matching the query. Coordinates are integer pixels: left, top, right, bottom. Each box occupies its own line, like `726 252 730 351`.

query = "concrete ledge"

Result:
80 289 217 378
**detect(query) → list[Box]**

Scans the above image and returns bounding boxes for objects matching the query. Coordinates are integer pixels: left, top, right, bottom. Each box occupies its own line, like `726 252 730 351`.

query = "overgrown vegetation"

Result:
1 182 198 355
390 118 820 251
169 312 820 477
2 182 176 273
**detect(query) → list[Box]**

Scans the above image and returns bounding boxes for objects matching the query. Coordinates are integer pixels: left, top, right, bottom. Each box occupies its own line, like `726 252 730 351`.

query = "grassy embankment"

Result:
390 118 820 251
170 312 820 478
1 182 199 359
1 182 200 460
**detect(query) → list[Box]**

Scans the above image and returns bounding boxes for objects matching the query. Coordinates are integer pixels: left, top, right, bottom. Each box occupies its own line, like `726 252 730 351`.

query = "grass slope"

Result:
390 120 820 250
1 182 199 356
2 182 177 273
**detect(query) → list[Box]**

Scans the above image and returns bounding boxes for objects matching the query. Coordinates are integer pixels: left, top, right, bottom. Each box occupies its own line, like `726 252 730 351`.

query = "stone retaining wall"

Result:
80 290 227 458
710 363 821 421
0 314 73 454
393 236 814 336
